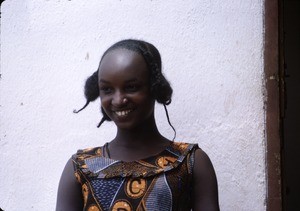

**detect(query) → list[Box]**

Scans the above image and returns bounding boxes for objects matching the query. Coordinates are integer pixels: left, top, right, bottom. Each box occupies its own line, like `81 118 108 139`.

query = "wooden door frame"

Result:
264 0 283 210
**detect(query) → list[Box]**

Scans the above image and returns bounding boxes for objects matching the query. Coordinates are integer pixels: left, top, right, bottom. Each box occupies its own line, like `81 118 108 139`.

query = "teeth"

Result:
115 110 132 117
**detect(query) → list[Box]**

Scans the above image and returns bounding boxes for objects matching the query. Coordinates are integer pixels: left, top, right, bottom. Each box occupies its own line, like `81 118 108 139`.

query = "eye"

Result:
99 86 113 95
125 84 140 92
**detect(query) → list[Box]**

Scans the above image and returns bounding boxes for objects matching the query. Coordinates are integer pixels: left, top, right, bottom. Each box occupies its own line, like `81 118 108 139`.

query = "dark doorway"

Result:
282 0 300 210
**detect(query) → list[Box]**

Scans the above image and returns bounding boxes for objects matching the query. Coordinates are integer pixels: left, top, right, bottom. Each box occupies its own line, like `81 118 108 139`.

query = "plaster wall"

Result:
0 0 265 210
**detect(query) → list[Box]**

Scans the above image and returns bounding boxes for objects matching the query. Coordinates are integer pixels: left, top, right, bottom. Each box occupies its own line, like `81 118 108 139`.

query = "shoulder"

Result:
194 148 212 169
56 158 83 211
192 148 217 183
192 148 220 211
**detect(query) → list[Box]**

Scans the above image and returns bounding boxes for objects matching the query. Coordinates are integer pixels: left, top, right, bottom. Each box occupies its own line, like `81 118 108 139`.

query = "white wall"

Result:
0 0 265 210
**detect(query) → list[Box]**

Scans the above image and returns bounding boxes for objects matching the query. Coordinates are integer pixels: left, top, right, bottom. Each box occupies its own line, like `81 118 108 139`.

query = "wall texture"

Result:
0 0 265 210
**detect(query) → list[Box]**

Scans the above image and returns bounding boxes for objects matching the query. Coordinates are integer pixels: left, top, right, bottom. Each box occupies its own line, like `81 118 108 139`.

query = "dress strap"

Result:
103 142 111 158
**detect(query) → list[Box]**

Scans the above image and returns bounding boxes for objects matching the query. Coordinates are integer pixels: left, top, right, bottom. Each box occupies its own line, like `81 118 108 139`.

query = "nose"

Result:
111 91 127 107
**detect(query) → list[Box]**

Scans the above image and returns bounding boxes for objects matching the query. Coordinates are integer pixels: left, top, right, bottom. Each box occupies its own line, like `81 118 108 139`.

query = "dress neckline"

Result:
73 142 198 178
102 141 173 163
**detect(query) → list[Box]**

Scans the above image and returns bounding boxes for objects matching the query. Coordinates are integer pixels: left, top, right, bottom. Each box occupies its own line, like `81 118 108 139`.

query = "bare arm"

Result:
192 149 220 211
56 158 83 211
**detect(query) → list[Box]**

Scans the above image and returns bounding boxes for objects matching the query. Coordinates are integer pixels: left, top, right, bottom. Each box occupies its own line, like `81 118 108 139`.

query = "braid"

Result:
73 70 111 125
97 116 106 128
73 71 99 113
138 42 172 105
84 71 99 102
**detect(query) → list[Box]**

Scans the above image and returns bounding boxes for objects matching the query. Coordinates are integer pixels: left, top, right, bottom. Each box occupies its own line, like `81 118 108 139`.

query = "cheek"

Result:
100 98 113 119
139 96 155 111
100 97 110 109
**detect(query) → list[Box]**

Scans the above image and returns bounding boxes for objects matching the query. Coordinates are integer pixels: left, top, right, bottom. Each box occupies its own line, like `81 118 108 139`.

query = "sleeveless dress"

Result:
72 142 199 211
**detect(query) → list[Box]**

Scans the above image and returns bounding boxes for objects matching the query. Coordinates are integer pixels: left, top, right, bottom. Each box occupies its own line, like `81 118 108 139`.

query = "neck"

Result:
112 114 166 148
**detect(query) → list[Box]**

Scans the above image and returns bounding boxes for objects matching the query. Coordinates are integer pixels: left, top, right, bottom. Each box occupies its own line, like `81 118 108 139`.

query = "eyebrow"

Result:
99 78 139 84
99 79 110 84
125 78 138 83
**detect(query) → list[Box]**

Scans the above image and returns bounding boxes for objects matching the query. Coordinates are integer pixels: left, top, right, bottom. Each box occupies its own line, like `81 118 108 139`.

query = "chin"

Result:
115 122 139 130
113 117 148 130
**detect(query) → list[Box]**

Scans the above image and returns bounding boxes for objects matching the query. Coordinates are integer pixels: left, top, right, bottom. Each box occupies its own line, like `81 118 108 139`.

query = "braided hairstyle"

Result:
74 39 174 133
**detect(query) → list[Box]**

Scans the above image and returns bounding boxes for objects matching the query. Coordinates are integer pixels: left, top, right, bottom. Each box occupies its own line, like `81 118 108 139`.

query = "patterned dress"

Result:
72 142 198 211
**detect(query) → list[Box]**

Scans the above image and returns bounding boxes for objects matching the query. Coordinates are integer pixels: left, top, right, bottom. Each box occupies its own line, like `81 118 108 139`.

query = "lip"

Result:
110 107 135 120
114 109 133 117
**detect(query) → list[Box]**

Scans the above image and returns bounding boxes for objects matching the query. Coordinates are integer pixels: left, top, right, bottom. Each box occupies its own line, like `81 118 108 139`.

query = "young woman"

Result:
56 39 219 211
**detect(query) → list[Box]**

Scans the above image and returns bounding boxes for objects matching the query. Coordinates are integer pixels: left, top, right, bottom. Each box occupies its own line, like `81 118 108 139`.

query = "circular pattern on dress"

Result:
156 156 177 168
112 200 132 211
88 204 100 211
125 178 147 198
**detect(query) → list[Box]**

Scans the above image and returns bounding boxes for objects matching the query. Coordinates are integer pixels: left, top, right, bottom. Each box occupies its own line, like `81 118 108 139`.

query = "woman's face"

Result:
98 48 155 130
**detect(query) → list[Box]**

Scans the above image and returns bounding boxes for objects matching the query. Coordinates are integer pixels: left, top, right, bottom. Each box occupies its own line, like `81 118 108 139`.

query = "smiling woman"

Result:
56 39 220 211
98 48 155 130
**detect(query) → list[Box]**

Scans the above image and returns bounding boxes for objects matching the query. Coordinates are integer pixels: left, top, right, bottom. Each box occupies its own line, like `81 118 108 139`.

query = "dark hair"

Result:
74 39 174 132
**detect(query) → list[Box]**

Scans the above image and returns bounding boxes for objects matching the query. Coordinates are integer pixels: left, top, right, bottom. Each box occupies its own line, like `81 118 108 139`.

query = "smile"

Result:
114 110 132 117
